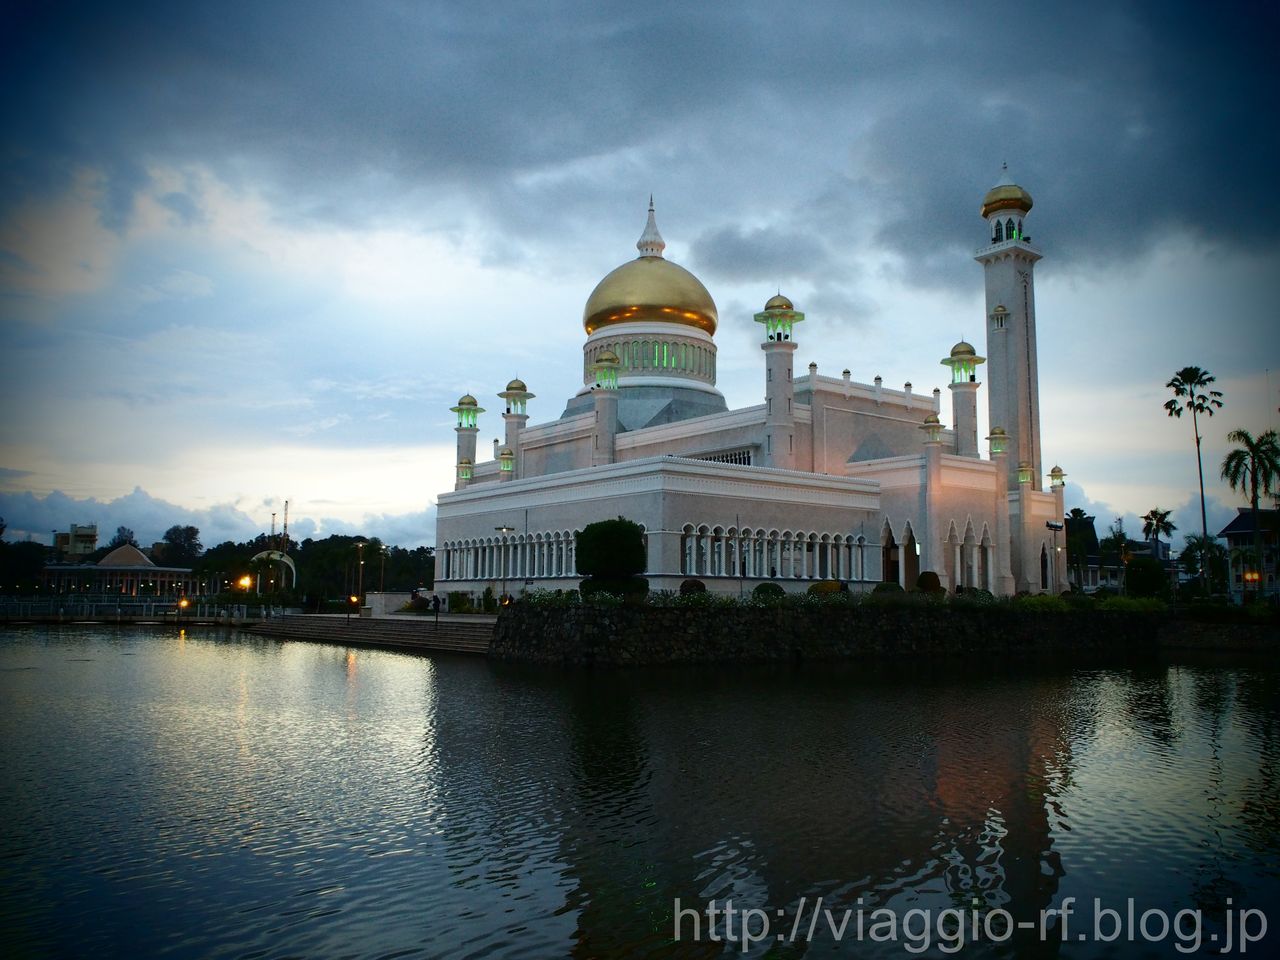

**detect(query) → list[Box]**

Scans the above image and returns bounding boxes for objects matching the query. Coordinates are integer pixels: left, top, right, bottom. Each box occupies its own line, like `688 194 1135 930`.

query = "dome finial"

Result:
637 197 666 258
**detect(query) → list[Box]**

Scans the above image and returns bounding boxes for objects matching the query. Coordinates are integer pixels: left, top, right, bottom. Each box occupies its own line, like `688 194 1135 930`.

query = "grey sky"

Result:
1 0 1276 547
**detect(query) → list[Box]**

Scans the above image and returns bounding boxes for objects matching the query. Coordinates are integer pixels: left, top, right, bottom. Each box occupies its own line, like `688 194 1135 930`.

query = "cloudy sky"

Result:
2 0 1277 549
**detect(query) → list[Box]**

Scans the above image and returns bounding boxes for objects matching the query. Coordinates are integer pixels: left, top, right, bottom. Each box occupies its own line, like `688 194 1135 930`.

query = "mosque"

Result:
434 171 1067 596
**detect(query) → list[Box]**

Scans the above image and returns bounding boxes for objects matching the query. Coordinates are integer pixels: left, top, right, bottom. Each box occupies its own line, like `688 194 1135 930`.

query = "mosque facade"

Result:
434 172 1067 596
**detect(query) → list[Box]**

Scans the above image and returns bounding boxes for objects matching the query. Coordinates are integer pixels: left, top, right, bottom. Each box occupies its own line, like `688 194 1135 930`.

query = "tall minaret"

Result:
450 394 482 490
754 294 803 470
975 164 1042 489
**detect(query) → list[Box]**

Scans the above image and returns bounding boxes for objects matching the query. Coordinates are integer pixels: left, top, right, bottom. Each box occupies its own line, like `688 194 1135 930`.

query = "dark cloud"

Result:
3 1 1275 279
688 225 834 282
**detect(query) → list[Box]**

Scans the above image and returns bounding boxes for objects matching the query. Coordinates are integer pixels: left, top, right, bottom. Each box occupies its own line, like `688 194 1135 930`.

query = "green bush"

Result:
954 587 996 606
521 589 580 607
872 581 904 594
1098 596 1168 614
680 578 707 594
752 582 785 601
1124 557 1168 599
916 571 944 594
807 580 846 595
447 591 473 614
580 576 649 601
576 518 646 578
1013 593 1070 613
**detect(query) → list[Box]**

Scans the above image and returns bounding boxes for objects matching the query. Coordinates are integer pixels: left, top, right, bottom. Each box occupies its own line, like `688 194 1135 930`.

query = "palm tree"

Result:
1098 517 1129 591
1221 428 1280 592
1064 507 1094 590
1141 508 1176 558
1164 367 1223 583
1180 533 1228 593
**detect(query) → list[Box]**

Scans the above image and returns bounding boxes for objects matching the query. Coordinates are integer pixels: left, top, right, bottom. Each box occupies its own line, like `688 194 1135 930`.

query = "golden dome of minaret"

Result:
582 199 719 336
981 163 1034 219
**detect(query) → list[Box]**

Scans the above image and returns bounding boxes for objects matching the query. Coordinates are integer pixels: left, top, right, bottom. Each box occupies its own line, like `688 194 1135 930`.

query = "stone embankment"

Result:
491 604 1277 666
249 615 494 656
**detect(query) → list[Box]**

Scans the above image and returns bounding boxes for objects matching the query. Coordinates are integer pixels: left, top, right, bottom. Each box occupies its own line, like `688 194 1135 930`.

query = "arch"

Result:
1006 217 1015 239
993 220 1003 242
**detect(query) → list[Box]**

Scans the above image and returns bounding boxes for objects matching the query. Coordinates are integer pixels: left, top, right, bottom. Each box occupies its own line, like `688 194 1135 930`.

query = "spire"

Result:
636 196 666 258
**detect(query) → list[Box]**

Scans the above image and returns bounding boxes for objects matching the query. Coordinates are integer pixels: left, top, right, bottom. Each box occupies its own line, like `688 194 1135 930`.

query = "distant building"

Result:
53 524 98 558
1218 508 1278 602
42 543 205 597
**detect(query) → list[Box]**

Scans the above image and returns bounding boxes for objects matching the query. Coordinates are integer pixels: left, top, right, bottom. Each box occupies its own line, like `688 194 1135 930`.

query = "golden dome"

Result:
458 457 473 465
456 394 477 407
596 349 620 364
583 202 718 335
764 293 794 311
504 378 527 393
923 412 941 425
583 257 718 335
981 174 1033 218
950 340 977 358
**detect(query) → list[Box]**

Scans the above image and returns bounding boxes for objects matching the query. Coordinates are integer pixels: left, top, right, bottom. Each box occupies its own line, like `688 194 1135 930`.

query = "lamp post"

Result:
356 541 365 605
495 526 516 604
1046 521 1064 594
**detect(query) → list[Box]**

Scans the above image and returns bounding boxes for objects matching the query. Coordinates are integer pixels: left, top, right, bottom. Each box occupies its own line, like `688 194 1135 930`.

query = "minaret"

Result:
941 339 985 458
590 350 620 466
976 164 1042 489
754 294 803 470
450 394 483 490
497 378 534 479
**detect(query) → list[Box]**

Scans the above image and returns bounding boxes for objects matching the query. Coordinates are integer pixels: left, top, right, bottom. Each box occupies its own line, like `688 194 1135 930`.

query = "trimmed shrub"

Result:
1098 596 1167 614
1125 557 1168 599
1013 593 1070 612
872 581 905 594
954 587 996 606
916 570 944 594
447 591 473 614
807 580 846 595
580 576 649 602
752 582 785 601
576 517 646 578
680 578 707 594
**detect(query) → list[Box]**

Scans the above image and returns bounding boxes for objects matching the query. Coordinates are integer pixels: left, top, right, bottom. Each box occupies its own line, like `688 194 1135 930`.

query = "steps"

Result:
247 615 493 655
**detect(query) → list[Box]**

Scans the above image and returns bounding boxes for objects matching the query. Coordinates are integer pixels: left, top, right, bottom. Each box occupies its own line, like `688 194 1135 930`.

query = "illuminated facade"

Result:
436 177 1066 596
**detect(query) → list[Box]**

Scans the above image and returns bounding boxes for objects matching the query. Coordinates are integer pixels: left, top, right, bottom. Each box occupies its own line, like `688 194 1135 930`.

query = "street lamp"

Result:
356 541 365 604
1046 521 1064 593
495 526 516 604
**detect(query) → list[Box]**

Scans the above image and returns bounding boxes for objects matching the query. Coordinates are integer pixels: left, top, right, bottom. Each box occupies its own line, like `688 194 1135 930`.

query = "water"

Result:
1 626 1277 958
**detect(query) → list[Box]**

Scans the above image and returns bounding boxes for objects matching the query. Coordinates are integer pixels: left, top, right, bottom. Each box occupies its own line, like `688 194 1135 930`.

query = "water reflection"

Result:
1 629 1277 958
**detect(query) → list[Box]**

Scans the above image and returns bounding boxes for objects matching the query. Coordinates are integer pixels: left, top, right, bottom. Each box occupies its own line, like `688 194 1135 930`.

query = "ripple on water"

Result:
1 631 1278 957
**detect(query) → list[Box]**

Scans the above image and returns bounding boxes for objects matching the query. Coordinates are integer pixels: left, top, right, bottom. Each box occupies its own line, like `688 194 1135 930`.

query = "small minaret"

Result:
941 339 985 458
591 350 620 467
497 378 534 479
450 394 483 490
976 163 1042 490
754 294 803 470
986 427 1016 595
497 446 515 482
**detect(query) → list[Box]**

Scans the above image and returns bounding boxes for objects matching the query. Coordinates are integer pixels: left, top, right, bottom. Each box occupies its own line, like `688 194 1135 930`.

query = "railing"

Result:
0 600 294 622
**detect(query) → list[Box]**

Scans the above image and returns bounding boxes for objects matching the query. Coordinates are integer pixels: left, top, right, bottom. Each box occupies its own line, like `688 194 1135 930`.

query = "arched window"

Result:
1006 218 1015 240
994 220 1003 242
